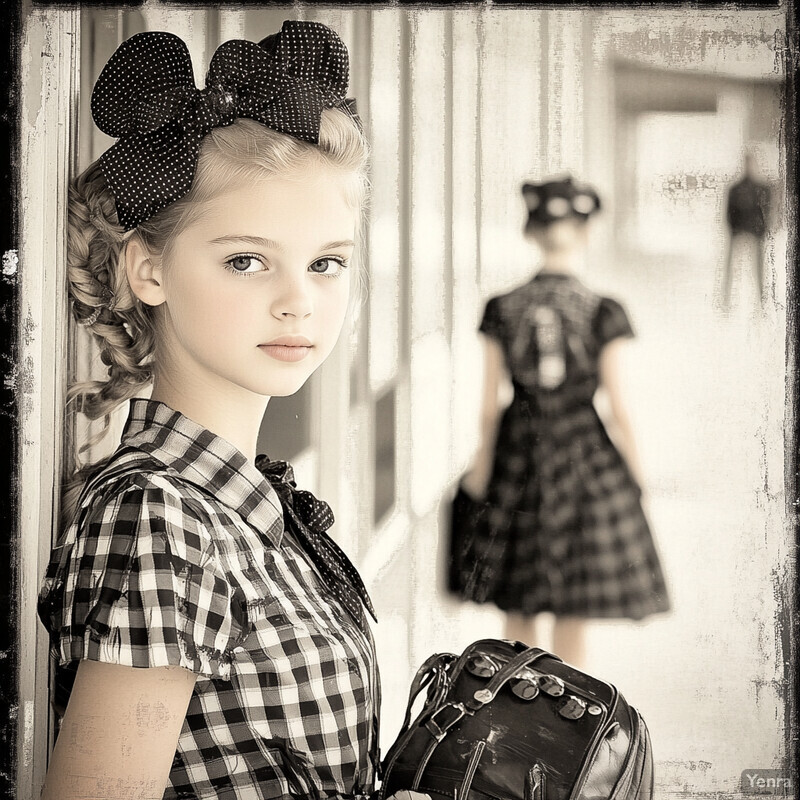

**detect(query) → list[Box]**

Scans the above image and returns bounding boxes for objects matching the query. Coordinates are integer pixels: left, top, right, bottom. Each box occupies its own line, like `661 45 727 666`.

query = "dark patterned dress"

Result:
470 272 669 620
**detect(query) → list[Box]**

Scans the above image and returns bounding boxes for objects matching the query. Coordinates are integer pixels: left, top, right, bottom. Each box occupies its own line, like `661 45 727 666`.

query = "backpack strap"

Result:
379 652 457 797
464 645 553 712
398 652 456 734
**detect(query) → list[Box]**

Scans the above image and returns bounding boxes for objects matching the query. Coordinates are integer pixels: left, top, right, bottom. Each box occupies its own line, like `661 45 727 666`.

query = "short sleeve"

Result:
592 296 634 348
478 296 504 343
38 475 248 680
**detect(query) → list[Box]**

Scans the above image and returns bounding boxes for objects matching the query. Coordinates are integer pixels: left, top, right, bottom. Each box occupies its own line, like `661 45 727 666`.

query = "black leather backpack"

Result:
380 639 653 800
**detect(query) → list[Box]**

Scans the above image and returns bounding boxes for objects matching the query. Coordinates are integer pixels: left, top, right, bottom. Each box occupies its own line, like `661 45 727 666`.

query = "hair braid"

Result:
66 162 156 431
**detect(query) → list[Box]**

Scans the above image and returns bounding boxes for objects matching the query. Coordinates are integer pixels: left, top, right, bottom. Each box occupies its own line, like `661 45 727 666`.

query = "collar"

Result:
534 270 575 280
121 398 284 547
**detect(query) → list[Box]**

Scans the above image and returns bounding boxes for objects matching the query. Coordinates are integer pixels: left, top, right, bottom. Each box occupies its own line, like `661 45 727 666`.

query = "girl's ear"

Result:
126 236 166 307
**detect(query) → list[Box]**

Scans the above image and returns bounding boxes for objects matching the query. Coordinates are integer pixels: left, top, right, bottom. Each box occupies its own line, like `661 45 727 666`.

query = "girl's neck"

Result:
539 249 581 274
150 377 269 463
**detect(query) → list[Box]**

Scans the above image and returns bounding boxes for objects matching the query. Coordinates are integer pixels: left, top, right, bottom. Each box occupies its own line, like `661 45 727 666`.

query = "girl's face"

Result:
150 166 357 400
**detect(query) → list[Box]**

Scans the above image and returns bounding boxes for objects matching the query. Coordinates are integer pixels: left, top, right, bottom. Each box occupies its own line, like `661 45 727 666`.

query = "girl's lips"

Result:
258 343 312 363
263 335 312 347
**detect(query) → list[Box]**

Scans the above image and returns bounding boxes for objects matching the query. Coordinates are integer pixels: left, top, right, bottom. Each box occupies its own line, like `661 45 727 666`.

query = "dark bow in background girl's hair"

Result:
91 21 357 230
255 455 378 632
521 175 602 227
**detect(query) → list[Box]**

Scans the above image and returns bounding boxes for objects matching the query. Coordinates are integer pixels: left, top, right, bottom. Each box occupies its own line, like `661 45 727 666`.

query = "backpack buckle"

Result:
425 702 467 740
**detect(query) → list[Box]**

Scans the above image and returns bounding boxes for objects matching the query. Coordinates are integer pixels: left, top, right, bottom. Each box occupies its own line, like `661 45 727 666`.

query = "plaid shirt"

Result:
38 399 379 800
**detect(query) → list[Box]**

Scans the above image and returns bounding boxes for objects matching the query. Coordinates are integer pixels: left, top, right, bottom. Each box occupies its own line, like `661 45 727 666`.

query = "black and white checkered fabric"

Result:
38 399 379 799
472 273 670 619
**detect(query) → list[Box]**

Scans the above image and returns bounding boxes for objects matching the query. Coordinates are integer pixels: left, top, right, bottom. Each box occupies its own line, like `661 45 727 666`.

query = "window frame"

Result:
17 8 80 799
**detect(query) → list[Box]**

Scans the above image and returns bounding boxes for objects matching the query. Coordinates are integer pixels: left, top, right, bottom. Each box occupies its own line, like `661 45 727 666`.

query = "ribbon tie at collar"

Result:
256 455 377 632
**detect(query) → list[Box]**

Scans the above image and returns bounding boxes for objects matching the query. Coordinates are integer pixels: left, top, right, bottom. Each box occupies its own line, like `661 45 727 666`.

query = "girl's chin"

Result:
253 376 313 398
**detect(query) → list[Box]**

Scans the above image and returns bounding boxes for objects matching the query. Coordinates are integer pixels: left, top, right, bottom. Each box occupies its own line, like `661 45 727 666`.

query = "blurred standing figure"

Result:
721 151 771 309
460 177 670 669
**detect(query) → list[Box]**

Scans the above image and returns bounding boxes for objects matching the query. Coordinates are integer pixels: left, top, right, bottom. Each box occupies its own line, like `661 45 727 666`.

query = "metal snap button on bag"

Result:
466 654 500 678
473 688 494 704
557 695 587 720
511 674 540 700
538 674 565 697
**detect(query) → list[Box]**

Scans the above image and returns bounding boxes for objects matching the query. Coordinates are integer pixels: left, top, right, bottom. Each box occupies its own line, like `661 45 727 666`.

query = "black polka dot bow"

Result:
91 22 352 231
256 455 377 633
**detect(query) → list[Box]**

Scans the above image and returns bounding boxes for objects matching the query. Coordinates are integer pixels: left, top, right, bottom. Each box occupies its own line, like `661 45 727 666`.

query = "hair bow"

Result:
255 455 377 632
91 22 351 230
522 175 601 225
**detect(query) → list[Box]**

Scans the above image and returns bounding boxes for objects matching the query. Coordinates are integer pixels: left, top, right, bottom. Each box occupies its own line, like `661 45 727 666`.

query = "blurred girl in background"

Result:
459 176 670 669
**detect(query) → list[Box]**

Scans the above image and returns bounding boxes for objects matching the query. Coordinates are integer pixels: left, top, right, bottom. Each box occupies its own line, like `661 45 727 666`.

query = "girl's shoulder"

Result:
482 280 535 318
591 295 635 345
72 447 220 532
82 447 189 498
489 275 596 316
591 293 631 323
42 448 254 679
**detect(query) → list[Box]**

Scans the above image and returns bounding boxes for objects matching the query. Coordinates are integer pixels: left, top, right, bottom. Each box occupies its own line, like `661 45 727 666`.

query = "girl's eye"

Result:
309 258 348 278
224 254 265 275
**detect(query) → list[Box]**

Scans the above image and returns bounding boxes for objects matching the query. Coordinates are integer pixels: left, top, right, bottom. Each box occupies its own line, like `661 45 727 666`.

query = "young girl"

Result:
37 22 418 800
460 176 670 669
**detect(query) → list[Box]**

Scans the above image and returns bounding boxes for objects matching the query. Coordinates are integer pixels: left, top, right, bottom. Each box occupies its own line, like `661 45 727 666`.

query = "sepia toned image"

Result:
8 3 794 800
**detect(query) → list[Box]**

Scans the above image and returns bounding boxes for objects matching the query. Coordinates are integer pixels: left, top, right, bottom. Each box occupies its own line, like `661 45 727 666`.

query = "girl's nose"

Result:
271 271 313 319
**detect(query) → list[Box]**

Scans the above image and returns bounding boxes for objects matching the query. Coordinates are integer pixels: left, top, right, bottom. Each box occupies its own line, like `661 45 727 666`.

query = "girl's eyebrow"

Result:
208 235 284 250
208 235 355 251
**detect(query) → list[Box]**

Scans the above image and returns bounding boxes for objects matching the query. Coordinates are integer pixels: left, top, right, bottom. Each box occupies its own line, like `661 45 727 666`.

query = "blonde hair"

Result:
63 109 369 515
